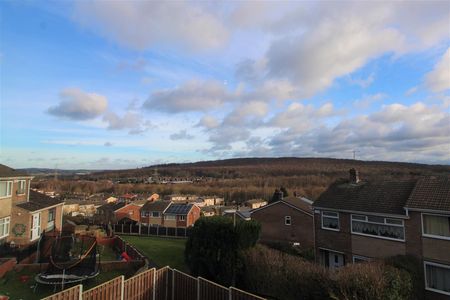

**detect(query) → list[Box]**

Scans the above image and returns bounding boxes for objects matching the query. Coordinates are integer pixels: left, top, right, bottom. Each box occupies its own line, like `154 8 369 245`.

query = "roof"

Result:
0 164 30 178
98 202 126 212
313 179 417 216
250 197 313 215
165 203 194 215
16 190 64 212
405 176 450 212
141 200 171 212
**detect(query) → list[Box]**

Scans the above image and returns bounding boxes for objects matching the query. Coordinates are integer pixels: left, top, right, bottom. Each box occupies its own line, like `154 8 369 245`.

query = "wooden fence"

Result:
42 266 265 300
113 223 191 238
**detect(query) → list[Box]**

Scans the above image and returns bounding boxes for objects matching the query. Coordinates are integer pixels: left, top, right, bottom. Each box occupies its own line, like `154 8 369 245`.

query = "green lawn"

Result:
0 268 123 300
120 236 188 272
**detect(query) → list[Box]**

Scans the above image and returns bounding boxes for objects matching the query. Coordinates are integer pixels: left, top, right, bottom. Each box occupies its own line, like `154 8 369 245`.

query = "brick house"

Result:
251 196 314 248
94 202 126 224
313 170 450 299
0 164 64 247
163 203 201 228
140 201 171 226
114 202 146 224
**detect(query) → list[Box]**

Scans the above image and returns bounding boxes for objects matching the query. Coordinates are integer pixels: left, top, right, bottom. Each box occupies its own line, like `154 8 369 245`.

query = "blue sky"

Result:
0 1 449 169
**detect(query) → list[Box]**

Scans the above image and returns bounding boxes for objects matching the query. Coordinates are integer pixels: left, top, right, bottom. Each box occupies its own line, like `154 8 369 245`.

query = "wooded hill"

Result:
78 157 450 201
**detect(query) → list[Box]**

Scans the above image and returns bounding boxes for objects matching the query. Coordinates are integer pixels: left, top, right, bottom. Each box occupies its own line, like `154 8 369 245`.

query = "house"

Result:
201 206 216 217
163 203 201 228
164 194 198 202
223 206 252 221
0 164 64 247
200 196 224 206
94 202 126 224
105 196 118 203
114 202 146 224
140 201 171 226
245 199 268 209
313 169 450 299
251 197 314 248
119 193 137 202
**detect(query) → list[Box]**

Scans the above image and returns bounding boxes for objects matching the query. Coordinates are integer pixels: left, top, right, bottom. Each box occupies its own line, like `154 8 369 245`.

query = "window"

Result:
0 217 10 239
164 215 176 220
47 208 56 230
179 215 186 221
152 212 160 218
17 180 26 194
321 211 339 231
351 214 405 241
285 216 291 225
425 262 450 295
0 181 12 198
422 214 450 240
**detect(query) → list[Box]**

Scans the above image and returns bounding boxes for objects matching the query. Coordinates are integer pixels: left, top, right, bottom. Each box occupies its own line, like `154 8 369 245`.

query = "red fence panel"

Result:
82 276 123 300
41 284 82 300
124 268 155 300
198 277 228 300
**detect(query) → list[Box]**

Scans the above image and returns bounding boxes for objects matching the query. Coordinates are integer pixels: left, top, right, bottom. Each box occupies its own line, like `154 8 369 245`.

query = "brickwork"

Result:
252 202 314 248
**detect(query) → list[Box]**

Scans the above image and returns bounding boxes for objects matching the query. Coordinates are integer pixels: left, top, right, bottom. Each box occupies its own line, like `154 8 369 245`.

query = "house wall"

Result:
405 211 423 257
0 177 31 219
187 206 201 227
164 218 176 228
115 205 141 222
0 195 12 219
351 235 405 258
141 215 164 226
422 237 450 263
252 202 314 248
11 178 30 204
314 210 352 263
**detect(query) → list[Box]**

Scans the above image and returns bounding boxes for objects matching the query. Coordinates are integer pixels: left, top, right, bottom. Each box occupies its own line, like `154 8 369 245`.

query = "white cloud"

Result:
143 80 231 113
48 88 108 120
170 130 194 140
74 1 229 51
197 115 219 129
425 47 450 93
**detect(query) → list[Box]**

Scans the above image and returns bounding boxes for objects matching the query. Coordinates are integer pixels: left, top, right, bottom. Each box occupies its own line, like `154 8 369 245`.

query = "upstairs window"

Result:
0 181 12 198
164 215 176 220
423 214 450 239
285 216 291 225
48 208 56 222
322 211 339 231
17 180 26 194
179 215 186 221
351 214 405 241
152 212 160 217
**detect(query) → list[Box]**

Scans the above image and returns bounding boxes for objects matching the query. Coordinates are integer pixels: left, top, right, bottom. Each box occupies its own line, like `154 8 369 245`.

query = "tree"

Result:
185 217 260 286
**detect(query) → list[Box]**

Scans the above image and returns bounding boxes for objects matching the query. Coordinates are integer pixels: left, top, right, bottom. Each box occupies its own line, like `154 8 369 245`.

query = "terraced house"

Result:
313 169 450 299
140 201 200 228
0 164 64 247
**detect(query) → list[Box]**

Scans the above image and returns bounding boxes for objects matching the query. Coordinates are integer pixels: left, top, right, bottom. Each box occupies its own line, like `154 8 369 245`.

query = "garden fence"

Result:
113 224 191 238
42 266 265 300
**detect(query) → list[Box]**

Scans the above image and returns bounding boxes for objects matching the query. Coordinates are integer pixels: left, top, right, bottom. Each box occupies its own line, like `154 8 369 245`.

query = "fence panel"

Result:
41 284 82 300
230 287 266 300
173 269 197 300
154 266 170 300
82 276 123 300
124 268 155 300
199 277 228 300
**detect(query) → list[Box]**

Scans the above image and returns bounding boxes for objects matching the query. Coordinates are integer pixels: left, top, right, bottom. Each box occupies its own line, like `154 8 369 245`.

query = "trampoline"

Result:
35 235 99 290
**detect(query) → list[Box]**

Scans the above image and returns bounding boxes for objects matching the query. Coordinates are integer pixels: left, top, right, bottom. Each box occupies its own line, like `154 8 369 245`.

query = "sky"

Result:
0 0 449 169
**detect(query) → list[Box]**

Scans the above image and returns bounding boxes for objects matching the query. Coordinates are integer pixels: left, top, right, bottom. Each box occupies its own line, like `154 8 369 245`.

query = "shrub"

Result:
384 255 424 300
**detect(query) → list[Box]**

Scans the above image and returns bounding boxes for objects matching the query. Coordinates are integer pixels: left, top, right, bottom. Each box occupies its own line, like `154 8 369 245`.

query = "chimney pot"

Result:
349 168 360 184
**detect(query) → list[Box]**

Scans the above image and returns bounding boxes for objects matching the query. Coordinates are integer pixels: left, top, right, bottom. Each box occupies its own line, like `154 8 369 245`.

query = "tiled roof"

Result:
405 176 450 212
0 164 29 178
313 179 417 215
98 202 126 212
165 203 193 215
16 190 63 212
282 197 313 214
141 200 171 212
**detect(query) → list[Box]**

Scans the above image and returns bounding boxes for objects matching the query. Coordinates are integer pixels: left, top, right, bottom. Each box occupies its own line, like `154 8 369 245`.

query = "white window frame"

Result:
321 211 340 231
164 215 176 220
285 216 291 226
0 217 11 239
0 181 13 199
179 215 186 221
421 213 450 241
17 180 26 195
424 261 450 296
351 214 405 242
152 212 160 218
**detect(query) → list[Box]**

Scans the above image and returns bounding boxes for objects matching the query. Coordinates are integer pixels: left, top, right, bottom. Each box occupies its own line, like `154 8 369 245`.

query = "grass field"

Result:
120 235 188 272
0 268 123 300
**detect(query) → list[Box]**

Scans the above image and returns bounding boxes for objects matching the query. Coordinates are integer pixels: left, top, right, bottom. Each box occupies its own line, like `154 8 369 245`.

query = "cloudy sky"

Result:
1 1 449 169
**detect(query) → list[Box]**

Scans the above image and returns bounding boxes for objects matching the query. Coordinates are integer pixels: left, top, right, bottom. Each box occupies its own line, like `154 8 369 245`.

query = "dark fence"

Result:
113 224 191 238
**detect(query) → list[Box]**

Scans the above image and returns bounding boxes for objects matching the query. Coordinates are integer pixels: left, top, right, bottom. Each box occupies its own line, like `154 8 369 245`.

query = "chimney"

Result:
349 168 360 184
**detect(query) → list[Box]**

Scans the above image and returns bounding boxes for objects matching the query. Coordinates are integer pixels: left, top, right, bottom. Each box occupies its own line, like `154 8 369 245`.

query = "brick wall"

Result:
405 211 423 258
351 235 405 258
252 202 314 248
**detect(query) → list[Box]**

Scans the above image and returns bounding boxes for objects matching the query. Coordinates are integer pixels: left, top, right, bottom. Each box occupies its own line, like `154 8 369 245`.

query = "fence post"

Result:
153 268 156 300
122 223 124 233
139 223 141 235
229 287 232 300
197 277 200 300
79 284 83 300
172 269 175 300
120 275 125 300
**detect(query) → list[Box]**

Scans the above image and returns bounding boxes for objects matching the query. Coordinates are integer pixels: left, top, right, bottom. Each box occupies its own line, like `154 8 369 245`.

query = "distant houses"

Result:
140 201 200 228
